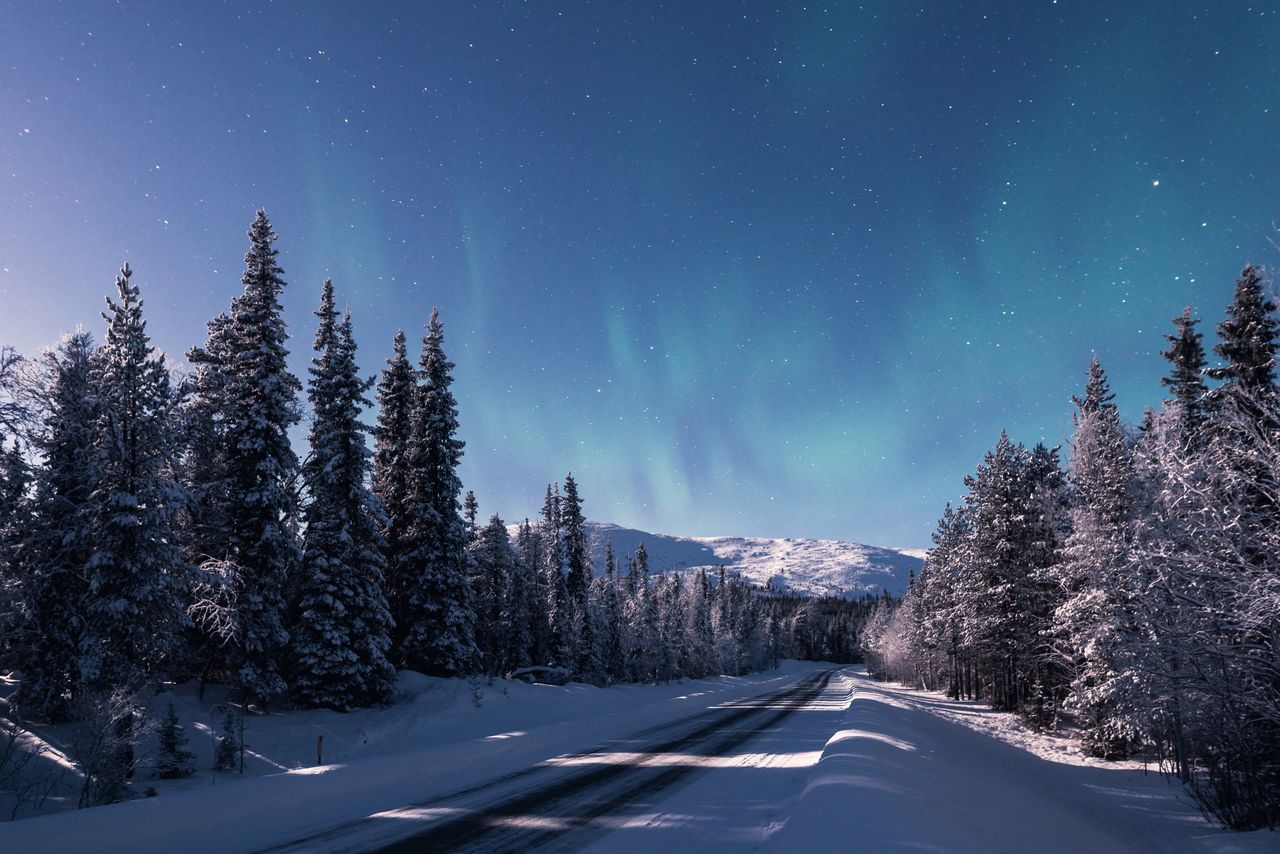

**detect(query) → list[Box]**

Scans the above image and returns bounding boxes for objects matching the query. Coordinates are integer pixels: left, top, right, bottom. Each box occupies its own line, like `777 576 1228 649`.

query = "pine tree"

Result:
463 491 479 539
539 484 569 667
599 543 625 681
214 708 240 771
14 332 98 721
155 702 195 779
1161 307 1208 434
505 520 536 672
217 211 302 704
0 440 27 664
371 330 416 651
292 280 396 710
516 518 548 666
560 473 598 679
472 514 514 674
81 263 186 694
399 309 476 675
1056 359 1140 758
1207 265 1279 404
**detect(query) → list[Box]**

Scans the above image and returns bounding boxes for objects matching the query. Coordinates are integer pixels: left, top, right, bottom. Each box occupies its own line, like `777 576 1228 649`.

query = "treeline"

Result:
0 212 859 804
862 265 1280 830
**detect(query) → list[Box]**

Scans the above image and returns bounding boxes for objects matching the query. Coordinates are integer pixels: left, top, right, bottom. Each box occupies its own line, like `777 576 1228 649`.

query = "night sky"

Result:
3 2 1279 548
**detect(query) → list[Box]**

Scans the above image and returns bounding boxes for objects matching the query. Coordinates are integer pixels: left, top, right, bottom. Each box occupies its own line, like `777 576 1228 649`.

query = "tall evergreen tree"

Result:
14 332 98 721
1207 265 1279 403
1161 307 1208 434
539 484 569 667
472 513 514 674
399 308 476 675
81 263 186 693
371 330 415 650
560 473 598 678
292 281 395 709
220 211 302 703
463 490 479 539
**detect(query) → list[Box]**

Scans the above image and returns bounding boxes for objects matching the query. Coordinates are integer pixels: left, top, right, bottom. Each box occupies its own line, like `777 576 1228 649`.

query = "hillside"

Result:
578 522 924 598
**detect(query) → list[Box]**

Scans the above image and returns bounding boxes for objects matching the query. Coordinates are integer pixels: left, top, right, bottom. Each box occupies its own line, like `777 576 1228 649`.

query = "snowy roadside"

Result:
770 670 1275 854
0 661 827 853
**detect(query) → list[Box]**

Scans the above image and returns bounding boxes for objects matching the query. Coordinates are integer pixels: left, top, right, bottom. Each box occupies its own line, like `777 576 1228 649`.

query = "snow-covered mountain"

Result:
580 522 924 598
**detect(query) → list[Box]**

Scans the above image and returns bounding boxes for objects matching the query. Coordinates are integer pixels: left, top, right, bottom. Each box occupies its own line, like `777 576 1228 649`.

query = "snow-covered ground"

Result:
580 521 923 597
4 665 1272 853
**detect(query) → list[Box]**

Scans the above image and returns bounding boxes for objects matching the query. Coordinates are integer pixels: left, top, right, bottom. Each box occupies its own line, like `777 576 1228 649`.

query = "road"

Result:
263 668 840 853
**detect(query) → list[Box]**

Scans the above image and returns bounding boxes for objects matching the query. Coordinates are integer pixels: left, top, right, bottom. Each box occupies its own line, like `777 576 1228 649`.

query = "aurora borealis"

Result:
3 2 1279 547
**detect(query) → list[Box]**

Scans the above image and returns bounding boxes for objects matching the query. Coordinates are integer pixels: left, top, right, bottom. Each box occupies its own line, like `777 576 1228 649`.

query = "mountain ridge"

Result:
577 521 923 598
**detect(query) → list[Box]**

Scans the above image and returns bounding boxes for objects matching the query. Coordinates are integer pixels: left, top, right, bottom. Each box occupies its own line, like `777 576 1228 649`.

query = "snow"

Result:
583 671 1275 854
4 666 1272 853
576 521 924 597
0 663 825 851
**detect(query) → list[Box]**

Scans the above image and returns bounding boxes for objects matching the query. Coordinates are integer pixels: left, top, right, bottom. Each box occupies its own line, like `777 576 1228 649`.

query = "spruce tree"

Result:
81 263 186 694
539 484 569 667
399 308 476 675
505 520 536 671
463 490 479 539
214 708 240 771
14 332 98 721
472 514 514 674
1057 359 1140 757
221 211 302 703
1207 265 1279 403
560 473 598 679
292 281 396 709
155 702 195 779
1161 307 1208 434
372 330 415 650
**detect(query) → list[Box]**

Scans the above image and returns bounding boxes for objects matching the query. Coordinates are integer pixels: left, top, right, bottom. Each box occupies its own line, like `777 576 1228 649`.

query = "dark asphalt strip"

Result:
371 668 837 853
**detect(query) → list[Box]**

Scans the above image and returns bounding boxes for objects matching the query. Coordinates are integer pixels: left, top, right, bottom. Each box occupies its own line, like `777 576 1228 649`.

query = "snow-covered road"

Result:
3 665 1272 853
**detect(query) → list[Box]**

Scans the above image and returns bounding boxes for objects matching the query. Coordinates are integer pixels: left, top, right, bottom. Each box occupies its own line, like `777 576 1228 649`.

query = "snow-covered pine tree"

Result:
539 484 569 667
471 514 515 674
399 308 476 675
214 707 239 771
1161 307 1209 437
463 490 479 540
372 330 415 650
515 518 549 666
1055 358 1141 758
155 702 195 779
598 542 625 682
215 211 303 704
0 440 27 662
1206 265 1278 406
292 281 396 710
81 263 186 694
504 520 536 672
14 332 98 722
559 473 599 680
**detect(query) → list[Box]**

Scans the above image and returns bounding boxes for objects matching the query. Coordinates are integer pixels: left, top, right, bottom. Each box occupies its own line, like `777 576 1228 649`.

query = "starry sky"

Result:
2 2 1279 548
